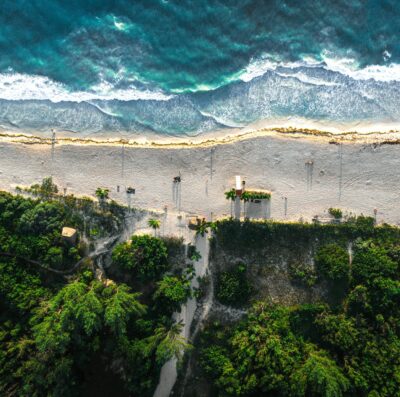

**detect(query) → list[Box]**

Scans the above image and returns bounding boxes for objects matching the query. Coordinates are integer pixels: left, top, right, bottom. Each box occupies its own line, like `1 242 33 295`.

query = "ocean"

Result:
0 0 399 137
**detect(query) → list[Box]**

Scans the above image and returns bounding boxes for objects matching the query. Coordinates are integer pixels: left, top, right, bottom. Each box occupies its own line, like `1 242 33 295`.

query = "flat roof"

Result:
62 227 77 238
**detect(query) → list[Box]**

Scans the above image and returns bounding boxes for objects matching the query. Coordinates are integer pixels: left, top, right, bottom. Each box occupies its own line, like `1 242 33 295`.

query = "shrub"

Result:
26 177 58 198
216 264 251 306
351 245 397 285
328 208 342 219
347 215 375 229
18 201 65 235
288 262 317 287
188 244 202 261
161 236 185 266
315 244 350 282
44 246 63 268
153 275 191 313
194 275 210 300
241 191 271 201
95 187 109 200
112 235 169 280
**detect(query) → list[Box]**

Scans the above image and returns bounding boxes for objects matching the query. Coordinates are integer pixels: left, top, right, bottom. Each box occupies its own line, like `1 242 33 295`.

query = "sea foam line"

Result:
240 53 400 84
0 73 173 102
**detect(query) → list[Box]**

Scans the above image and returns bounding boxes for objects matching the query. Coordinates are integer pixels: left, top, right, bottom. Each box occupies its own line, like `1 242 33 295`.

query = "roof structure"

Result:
62 227 77 238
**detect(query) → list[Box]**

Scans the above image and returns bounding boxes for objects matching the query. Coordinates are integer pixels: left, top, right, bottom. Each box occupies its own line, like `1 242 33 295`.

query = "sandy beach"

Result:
1 126 400 225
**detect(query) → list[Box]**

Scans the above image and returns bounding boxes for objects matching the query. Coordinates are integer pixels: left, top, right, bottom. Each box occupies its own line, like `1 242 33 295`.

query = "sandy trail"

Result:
0 134 399 224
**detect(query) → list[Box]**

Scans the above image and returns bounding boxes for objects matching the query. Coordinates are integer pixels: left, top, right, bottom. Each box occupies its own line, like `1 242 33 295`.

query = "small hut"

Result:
188 216 204 230
62 227 77 244
226 176 272 220
242 189 272 219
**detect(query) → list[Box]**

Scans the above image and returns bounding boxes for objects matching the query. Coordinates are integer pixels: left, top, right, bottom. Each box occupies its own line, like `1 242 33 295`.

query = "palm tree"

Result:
146 320 191 365
95 187 109 201
225 189 236 218
195 220 218 237
148 218 161 236
195 219 209 237
95 187 109 209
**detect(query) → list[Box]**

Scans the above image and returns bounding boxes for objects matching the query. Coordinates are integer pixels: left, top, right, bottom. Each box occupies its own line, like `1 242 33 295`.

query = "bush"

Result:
188 244 201 261
19 202 65 235
347 215 375 229
351 245 397 285
315 244 350 282
288 262 317 287
162 236 185 259
112 235 169 280
328 208 343 219
153 275 191 313
216 264 251 306
194 275 210 300
44 246 63 268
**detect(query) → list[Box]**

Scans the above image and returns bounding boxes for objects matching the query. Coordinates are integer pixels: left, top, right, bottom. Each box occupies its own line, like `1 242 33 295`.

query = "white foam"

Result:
321 52 400 82
2 52 400 104
240 52 400 84
275 71 340 87
239 57 281 82
197 110 244 128
239 55 320 82
0 73 173 102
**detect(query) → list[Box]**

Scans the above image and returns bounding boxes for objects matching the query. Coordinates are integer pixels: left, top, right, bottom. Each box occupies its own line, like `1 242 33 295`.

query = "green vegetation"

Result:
154 275 192 313
195 219 217 237
288 261 317 287
200 305 349 397
224 189 236 201
224 190 271 202
148 218 161 236
112 234 169 280
4 184 400 397
215 218 400 256
188 244 202 261
0 182 191 396
216 264 251 306
328 207 343 219
17 176 59 198
199 219 400 397
315 244 350 282
241 190 271 201
95 187 110 201
0 190 81 270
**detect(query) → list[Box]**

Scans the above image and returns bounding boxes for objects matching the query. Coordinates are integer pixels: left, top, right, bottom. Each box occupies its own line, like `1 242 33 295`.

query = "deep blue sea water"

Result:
0 0 399 136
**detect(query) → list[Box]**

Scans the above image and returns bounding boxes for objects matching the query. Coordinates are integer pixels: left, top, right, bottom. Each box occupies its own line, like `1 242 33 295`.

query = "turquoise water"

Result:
0 0 399 136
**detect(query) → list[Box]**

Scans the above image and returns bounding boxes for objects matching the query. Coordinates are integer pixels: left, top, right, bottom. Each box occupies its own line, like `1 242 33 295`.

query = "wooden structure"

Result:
62 227 77 244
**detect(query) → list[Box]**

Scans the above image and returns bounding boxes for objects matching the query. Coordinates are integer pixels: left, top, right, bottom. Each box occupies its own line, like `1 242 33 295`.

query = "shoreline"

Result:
1 122 400 149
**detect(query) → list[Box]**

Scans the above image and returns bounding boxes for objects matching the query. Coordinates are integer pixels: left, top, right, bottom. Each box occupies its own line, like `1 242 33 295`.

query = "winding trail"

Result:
0 235 120 275
153 226 211 397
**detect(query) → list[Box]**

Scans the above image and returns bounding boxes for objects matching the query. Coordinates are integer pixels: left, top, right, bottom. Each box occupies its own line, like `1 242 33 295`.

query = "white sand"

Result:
1 130 400 224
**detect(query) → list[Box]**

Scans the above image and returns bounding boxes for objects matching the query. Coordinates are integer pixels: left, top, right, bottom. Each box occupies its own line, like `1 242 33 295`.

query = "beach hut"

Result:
242 189 272 220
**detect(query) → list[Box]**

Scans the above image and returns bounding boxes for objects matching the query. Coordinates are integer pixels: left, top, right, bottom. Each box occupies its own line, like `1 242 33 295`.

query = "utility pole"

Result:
210 147 215 180
121 142 125 179
51 129 56 176
338 143 343 201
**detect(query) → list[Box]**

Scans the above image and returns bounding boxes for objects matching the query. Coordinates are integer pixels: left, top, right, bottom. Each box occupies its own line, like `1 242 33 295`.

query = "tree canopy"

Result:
112 234 169 280
200 223 400 397
0 187 191 396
